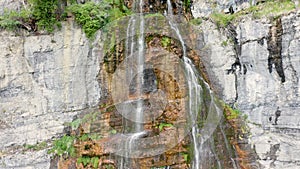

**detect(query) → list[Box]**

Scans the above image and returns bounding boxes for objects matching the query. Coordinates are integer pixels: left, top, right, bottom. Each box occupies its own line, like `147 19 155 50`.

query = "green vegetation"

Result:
210 12 235 27
0 0 131 38
210 0 296 27
48 135 76 157
67 0 131 38
110 129 117 134
189 18 202 25
180 152 190 163
0 0 63 31
224 105 241 120
66 111 99 130
161 36 172 48
150 167 167 169
24 141 47 151
103 164 114 169
49 110 104 159
77 156 99 168
0 10 31 30
251 0 295 18
144 13 164 18
29 0 62 32
221 40 228 47
184 0 192 12
158 122 173 131
69 118 82 130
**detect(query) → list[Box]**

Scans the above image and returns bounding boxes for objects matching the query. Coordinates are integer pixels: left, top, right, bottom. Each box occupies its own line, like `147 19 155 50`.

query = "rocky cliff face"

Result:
1 1 300 169
197 10 300 169
0 21 100 168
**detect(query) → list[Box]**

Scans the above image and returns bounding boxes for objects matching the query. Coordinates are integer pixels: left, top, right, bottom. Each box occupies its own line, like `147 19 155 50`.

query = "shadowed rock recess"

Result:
0 0 300 169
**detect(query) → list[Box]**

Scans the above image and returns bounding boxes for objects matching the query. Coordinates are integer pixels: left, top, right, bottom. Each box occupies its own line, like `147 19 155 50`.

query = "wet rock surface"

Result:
0 1 300 168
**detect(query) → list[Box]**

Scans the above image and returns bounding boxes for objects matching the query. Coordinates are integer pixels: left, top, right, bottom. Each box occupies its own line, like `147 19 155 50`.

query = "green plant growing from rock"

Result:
0 0 131 37
24 141 48 151
221 40 228 47
29 0 62 32
189 18 202 25
67 0 131 39
48 135 76 157
158 122 173 131
210 0 296 27
103 164 114 169
224 104 241 120
77 156 100 168
161 36 172 48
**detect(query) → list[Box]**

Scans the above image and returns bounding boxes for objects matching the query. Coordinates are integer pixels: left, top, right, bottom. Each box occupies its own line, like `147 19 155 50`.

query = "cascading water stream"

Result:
136 0 145 132
119 0 145 168
117 0 236 168
166 0 201 168
166 0 228 168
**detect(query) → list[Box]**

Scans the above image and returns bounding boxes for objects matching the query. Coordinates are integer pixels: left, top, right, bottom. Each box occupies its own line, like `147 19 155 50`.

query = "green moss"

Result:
144 13 164 19
224 104 241 120
189 18 202 25
210 0 296 27
252 0 295 18
210 12 235 27
24 141 48 151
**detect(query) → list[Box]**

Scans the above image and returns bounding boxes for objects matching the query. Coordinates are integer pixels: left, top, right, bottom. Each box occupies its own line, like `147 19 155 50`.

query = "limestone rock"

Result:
0 0 23 15
200 11 300 168
192 0 254 18
0 22 100 168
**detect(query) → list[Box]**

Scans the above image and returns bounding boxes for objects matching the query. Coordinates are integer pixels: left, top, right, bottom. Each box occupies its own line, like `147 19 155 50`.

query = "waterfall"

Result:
115 0 235 168
136 0 145 132
124 0 145 133
118 0 145 168
166 0 201 168
166 0 225 168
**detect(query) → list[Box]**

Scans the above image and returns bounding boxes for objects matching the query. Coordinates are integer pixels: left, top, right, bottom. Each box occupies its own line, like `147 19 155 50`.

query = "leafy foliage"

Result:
67 0 131 38
29 0 62 32
0 10 31 30
0 0 131 37
158 122 173 131
77 156 91 167
161 36 171 48
77 156 100 167
48 135 76 157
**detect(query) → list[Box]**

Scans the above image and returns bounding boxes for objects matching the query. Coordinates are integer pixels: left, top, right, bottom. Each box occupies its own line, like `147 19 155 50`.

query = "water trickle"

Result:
166 0 224 168
136 0 145 132
166 0 201 168
120 0 145 167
